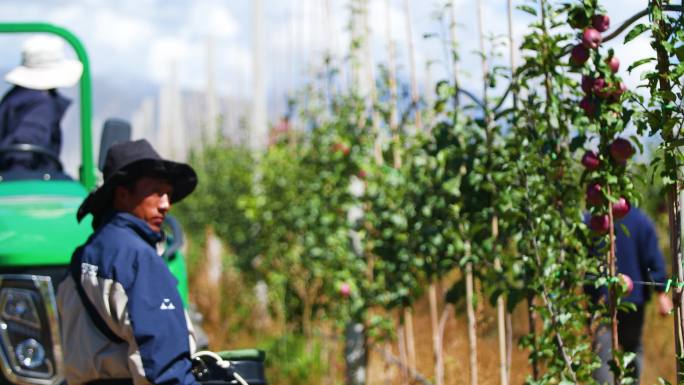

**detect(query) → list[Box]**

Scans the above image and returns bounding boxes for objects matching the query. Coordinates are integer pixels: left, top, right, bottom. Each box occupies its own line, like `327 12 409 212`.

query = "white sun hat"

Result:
5 35 84 90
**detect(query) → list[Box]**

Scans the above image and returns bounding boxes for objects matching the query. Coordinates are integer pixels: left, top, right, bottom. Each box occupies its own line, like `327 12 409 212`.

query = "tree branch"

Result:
373 346 435 385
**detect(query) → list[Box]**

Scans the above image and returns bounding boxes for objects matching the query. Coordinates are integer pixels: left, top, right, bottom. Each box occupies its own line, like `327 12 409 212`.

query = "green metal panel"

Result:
0 23 95 190
0 180 91 266
0 181 190 301
166 249 190 308
0 24 193 311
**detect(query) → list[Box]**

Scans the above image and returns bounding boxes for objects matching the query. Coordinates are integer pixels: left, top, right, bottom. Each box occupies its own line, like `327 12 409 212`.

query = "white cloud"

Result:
148 36 192 83
186 1 239 39
90 12 156 52
0 0 665 107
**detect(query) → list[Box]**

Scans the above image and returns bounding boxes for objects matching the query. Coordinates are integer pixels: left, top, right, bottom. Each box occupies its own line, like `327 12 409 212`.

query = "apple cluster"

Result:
582 138 634 234
569 13 627 119
570 9 634 234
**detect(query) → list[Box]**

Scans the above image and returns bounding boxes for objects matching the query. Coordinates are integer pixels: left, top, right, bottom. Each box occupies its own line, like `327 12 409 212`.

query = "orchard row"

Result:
177 1 684 384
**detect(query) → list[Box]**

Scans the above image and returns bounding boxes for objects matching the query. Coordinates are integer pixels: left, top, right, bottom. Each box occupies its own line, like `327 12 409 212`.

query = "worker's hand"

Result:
658 291 674 316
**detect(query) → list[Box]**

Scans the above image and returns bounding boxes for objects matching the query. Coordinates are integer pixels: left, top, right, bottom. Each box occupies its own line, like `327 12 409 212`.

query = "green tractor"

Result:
0 23 200 385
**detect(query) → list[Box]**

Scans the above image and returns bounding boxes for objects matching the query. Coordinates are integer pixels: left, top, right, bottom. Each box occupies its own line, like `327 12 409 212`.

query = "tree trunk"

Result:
465 241 478 385
404 308 417 376
397 321 410 385
607 192 620 385
650 1 684 381
429 283 444 385
493 219 508 385
527 293 540 380
670 187 684 383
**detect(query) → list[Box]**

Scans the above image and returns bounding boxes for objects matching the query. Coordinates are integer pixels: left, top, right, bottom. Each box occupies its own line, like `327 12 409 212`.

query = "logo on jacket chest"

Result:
160 298 176 310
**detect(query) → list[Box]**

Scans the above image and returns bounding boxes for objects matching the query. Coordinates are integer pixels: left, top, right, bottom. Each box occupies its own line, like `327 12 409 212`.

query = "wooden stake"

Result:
383 342 394 385
670 187 684 382
402 0 422 131
384 0 401 169
506 0 518 110
476 0 488 109
493 218 508 385
429 283 444 385
527 293 540 380
465 242 478 385
448 0 460 109
505 311 512 384
504 1 517 382
650 1 684 380
397 321 410 385
476 0 507 382
361 0 383 164
404 308 417 376
350 0 363 92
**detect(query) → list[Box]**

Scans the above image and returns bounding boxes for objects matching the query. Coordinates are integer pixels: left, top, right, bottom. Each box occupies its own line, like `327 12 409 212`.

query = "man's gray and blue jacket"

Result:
57 212 198 385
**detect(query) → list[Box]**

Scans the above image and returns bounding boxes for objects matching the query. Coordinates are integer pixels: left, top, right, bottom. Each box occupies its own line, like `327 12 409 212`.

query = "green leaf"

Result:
442 177 462 197
627 57 655 73
619 223 631 238
569 134 586 152
517 5 537 16
624 24 649 44
675 45 684 62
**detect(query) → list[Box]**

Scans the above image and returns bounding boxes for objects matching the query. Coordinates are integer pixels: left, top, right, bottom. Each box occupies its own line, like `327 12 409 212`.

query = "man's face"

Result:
114 176 173 233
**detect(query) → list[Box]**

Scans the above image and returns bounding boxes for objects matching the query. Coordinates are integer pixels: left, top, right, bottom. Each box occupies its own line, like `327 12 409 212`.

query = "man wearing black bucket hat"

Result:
57 139 201 385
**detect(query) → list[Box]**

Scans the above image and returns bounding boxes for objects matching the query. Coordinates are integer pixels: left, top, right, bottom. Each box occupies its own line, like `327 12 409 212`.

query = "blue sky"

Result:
0 0 661 173
0 1 656 99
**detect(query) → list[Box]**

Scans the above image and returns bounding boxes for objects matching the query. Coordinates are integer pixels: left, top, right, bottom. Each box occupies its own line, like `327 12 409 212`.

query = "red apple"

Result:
589 214 610 234
609 138 635 163
592 78 609 99
618 273 634 296
332 142 350 155
609 82 627 103
606 56 620 73
582 28 602 49
340 283 351 298
586 183 604 206
592 14 610 32
571 44 590 65
581 76 595 94
579 97 596 118
581 150 600 170
612 197 631 219
358 169 367 179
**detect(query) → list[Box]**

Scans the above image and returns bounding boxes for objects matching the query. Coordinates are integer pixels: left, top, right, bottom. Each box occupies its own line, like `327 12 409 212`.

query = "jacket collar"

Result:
107 211 163 247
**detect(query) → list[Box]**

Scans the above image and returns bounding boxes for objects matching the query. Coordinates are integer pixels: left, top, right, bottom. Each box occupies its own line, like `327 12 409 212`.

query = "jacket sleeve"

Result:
640 216 667 292
3 97 55 146
121 251 199 385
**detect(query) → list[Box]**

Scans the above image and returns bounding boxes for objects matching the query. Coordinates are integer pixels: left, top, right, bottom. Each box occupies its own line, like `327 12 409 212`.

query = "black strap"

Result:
70 254 126 344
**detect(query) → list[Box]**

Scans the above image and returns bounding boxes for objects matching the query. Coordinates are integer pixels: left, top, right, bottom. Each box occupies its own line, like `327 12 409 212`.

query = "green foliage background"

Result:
172 0 684 384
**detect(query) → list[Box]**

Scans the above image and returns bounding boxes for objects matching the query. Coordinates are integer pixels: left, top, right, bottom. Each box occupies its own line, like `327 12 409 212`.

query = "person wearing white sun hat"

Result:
0 35 83 172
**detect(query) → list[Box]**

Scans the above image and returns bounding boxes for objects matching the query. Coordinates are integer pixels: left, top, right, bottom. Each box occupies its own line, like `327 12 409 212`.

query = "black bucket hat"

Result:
77 139 197 223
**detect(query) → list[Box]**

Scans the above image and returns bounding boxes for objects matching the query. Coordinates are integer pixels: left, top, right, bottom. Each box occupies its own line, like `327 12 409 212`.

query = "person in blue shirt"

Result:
588 207 673 384
57 139 200 385
0 35 82 171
